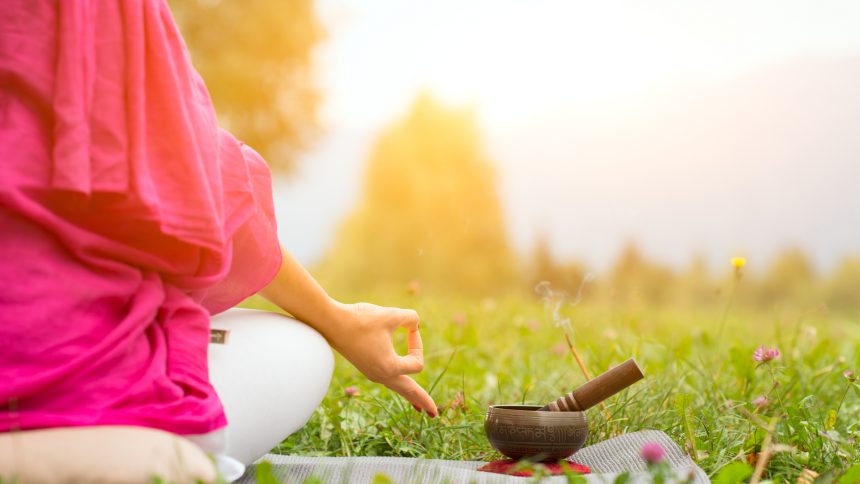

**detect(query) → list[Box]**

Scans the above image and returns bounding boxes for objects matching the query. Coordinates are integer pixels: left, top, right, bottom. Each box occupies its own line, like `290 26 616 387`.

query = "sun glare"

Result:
319 0 860 130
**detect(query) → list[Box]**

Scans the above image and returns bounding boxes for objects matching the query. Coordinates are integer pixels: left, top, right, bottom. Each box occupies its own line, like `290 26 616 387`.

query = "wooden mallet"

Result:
540 358 644 412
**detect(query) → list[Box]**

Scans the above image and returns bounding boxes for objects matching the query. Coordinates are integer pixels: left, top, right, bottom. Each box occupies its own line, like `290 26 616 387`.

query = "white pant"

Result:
202 308 334 469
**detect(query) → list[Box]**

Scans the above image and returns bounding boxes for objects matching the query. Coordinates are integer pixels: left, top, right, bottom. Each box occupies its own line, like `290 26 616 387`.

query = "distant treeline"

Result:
314 94 859 312
530 240 860 313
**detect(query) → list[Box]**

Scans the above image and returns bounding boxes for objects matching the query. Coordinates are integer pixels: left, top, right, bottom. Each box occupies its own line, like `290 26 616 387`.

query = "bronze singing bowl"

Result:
484 405 588 462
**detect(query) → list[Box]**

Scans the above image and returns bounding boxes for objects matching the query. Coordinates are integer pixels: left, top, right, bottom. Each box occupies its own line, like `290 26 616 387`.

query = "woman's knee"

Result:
209 308 334 394
207 308 335 464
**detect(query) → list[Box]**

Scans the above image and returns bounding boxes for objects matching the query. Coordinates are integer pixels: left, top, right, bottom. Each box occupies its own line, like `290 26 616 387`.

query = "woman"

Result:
0 0 436 481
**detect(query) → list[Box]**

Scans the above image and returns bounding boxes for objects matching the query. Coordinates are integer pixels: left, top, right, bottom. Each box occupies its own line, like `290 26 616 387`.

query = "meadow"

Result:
167 5 860 479
242 283 860 483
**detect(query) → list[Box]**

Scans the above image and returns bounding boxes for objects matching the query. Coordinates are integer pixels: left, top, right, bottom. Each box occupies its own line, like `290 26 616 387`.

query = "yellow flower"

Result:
731 257 746 269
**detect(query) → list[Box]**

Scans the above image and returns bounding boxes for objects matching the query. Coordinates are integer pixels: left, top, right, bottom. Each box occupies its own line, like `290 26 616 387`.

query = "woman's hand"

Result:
327 302 437 417
259 246 437 416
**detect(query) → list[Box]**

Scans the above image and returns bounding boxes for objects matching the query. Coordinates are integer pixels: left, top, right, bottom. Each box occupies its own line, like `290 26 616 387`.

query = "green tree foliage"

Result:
525 239 851 312
677 253 716 306
317 93 516 295
827 256 860 312
169 0 324 171
608 242 676 305
529 232 588 296
756 247 817 306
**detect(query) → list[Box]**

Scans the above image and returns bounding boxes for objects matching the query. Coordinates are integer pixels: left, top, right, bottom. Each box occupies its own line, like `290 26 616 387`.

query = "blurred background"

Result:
170 0 860 311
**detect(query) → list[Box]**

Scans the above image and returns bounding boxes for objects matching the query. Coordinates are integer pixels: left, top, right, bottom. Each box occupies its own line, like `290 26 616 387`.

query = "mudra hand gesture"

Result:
328 302 436 416
261 248 437 417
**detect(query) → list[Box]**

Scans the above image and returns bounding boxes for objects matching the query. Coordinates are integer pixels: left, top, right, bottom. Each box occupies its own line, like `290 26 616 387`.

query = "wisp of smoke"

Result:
534 274 595 334
535 275 600 384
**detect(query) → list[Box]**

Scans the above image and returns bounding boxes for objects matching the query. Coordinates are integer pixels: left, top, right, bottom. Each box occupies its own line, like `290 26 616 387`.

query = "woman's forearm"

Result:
259 245 344 338
258 244 437 415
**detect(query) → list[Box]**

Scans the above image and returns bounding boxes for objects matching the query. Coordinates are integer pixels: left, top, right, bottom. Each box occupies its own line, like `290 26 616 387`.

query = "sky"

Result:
274 1 860 272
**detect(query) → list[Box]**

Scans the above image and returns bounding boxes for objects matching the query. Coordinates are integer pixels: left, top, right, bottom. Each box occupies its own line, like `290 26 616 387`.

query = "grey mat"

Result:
237 430 709 483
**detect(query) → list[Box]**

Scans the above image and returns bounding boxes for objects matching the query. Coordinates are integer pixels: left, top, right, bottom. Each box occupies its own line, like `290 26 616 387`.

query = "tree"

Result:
170 0 324 171
608 241 675 305
678 253 716 306
826 256 860 311
317 93 516 294
756 247 816 306
529 232 588 297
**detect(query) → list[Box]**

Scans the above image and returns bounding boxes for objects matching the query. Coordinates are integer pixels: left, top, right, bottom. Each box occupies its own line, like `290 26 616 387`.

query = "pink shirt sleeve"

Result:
199 132 283 315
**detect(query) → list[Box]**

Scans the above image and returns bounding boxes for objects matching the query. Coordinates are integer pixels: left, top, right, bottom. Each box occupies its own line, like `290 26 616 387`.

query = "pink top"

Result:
0 0 282 435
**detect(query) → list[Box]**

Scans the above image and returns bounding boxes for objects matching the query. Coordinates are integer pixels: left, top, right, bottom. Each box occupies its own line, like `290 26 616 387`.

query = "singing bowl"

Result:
484 405 588 462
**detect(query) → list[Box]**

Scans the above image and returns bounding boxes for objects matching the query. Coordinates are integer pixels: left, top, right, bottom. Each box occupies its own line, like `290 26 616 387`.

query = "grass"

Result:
242 291 860 482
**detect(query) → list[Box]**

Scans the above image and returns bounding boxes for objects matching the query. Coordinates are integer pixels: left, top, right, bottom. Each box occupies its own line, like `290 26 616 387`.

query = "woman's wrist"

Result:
258 247 436 415
259 246 352 338
315 299 351 342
